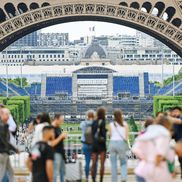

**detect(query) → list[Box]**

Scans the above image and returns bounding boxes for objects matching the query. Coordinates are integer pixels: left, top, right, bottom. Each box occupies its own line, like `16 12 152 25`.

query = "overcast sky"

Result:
41 21 136 41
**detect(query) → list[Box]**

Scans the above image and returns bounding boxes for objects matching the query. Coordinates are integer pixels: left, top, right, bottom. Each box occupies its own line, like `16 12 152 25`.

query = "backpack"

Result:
94 120 105 143
84 123 93 144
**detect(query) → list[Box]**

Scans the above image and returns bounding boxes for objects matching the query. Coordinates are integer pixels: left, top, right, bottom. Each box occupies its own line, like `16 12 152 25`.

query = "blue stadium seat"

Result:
8 83 28 96
46 77 72 96
113 76 140 96
25 83 41 96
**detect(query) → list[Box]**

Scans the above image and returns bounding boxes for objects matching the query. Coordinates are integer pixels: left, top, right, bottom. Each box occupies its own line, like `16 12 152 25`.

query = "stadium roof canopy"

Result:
73 66 116 73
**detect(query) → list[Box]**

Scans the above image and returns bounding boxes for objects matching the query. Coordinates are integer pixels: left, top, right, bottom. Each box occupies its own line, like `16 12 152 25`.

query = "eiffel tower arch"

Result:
0 0 181 56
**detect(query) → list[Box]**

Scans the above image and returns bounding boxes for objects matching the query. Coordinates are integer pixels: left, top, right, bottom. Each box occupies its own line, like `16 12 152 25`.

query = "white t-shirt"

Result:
110 122 126 141
32 123 49 146
8 115 17 132
8 115 17 146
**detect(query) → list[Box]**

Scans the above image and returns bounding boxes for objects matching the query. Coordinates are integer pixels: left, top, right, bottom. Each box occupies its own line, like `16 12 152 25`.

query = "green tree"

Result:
8 77 28 87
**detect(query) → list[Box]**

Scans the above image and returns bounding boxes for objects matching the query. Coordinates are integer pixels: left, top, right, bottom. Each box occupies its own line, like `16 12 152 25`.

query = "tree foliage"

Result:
163 72 182 86
8 77 28 87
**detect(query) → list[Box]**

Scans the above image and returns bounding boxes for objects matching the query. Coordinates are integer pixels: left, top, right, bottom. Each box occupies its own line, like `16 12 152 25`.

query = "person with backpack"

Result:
80 110 95 182
108 109 129 182
91 107 107 182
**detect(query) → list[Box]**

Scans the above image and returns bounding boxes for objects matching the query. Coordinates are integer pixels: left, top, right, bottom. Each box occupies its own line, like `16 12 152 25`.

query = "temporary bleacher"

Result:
8 83 28 96
157 79 182 96
46 77 72 96
0 81 15 96
25 83 41 96
113 76 140 96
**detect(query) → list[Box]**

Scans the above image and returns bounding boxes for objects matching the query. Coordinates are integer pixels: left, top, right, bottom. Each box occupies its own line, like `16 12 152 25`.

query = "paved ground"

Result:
15 175 181 182
12 153 182 182
91 175 182 182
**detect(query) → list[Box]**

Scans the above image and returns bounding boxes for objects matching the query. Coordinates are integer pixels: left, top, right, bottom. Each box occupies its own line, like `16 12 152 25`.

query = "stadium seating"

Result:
113 76 140 96
25 83 41 96
149 83 160 96
144 73 149 95
0 81 15 96
0 80 41 96
157 80 182 95
46 77 72 96
174 83 182 95
8 83 28 96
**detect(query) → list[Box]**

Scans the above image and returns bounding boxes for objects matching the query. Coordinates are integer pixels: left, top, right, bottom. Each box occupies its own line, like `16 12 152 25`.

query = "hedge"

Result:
0 97 7 105
10 96 30 119
153 96 182 116
7 100 25 123
6 105 20 125
0 96 30 124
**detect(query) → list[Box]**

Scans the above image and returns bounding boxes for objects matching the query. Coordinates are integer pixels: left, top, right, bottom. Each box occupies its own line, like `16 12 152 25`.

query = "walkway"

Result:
12 153 182 182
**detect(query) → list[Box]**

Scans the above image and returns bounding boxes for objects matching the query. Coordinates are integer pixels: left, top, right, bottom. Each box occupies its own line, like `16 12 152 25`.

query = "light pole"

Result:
20 47 23 88
161 48 164 87
20 61 23 88
172 61 175 96
5 48 9 98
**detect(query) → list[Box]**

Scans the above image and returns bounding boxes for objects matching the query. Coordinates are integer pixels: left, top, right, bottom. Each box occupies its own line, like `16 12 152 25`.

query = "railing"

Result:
15 126 139 161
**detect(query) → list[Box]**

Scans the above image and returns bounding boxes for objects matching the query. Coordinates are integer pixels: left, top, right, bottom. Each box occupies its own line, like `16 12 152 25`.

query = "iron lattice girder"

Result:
0 2 181 56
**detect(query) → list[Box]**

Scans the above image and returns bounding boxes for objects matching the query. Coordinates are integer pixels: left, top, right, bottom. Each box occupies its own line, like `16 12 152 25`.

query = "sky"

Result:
41 21 136 41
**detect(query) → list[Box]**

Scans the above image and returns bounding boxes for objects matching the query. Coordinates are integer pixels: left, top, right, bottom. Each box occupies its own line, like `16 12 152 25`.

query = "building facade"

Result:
38 33 69 47
0 47 81 66
11 31 39 47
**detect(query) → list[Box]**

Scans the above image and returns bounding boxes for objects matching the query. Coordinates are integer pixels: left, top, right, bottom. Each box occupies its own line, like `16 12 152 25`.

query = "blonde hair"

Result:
155 115 173 131
86 110 95 120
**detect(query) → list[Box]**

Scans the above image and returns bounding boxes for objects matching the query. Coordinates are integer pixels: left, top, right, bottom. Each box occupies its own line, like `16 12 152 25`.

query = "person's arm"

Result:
155 137 169 166
8 115 17 132
26 156 33 171
169 116 182 124
27 123 34 134
8 142 19 153
46 160 53 182
80 121 84 130
49 132 67 147
124 122 129 140
108 124 112 137
1 128 18 153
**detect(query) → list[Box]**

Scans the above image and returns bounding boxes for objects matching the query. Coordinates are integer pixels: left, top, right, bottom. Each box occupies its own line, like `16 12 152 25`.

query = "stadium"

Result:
0 43 182 120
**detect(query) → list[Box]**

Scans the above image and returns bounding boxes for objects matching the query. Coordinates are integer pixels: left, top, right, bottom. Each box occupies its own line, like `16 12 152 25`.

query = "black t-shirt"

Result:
30 141 54 182
92 120 107 152
174 123 182 141
53 127 66 160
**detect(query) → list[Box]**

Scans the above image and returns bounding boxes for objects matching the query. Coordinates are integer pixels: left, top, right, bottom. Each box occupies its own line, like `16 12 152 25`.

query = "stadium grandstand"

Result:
0 66 181 120
40 66 149 99
0 66 181 98
0 41 181 120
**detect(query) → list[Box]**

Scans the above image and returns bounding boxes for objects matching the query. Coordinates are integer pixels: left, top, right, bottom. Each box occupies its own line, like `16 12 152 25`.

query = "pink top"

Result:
132 125 175 182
